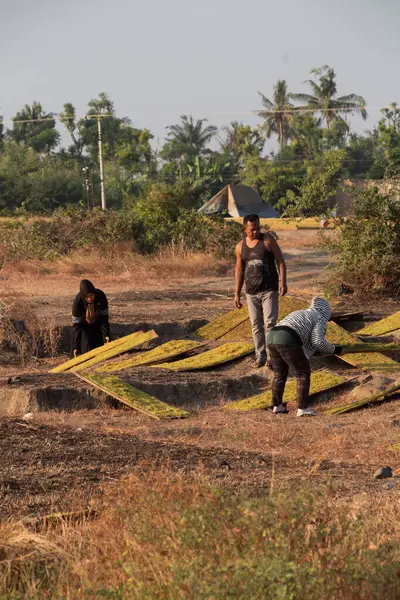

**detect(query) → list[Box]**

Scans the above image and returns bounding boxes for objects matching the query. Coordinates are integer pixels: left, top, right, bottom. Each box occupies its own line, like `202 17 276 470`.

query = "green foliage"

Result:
220 121 264 169
324 187 400 295
346 132 381 178
375 103 400 177
60 102 84 157
257 80 294 148
75 93 155 177
281 149 346 217
290 65 367 128
288 114 323 159
10 102 60 153
4 77 400 222
0 143 84 213
241 155 304 207
162 115 217 161
0 115 4 151
131 181 242 256
0 209 135 261
0 182 242 263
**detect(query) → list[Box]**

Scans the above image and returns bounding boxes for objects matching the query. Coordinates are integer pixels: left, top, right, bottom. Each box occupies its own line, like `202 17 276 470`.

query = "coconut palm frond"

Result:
289 93 319 106
258 92 274 109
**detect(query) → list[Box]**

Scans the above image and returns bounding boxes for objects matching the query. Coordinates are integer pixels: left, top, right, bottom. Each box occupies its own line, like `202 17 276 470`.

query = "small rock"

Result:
359 375 374 385
374 467 393 479
219 460 232 470
384 481 397 490
22 413 34 422
347 376 395 404
212 458 232 470
7 376 23 385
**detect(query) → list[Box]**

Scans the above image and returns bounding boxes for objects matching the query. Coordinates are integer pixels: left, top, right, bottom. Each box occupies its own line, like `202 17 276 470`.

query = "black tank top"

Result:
241 235 279 294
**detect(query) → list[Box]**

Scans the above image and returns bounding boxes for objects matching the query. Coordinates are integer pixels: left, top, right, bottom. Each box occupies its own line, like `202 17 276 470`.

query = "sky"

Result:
1 0 400 151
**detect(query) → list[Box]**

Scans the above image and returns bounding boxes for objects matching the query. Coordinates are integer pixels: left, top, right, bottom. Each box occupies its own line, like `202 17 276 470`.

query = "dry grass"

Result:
0 247 232 298
0 299 61 365
3 470 400 599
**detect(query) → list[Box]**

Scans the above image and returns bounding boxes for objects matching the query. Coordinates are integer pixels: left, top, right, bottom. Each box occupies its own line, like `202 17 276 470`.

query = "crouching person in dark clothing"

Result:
266 297 342 417
72 279 111 358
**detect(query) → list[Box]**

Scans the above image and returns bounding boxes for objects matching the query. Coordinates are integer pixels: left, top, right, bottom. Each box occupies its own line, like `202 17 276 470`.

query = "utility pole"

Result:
82 166 90 209
85 113 111 210
97 116 106 211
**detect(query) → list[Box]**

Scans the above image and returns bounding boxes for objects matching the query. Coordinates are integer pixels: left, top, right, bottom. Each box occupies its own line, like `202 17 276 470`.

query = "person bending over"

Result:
266 297 342 417
72 279 110 357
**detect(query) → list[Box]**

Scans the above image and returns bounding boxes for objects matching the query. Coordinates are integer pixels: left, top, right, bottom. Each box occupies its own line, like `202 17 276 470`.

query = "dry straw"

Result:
341 343 400 354
357 312 400 337
95 339 204 373
225 370 348 411
326 322 400 372
50 330 156 373
77 371 189 419
325 382 400 415
154 342 254 371
69 330 158 372
200 296 307 342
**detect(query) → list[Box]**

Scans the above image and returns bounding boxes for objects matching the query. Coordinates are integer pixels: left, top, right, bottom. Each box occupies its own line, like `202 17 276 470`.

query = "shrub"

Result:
131 181 242 257
281 149 346 217
0 209 135 262
0 300 62 363
0 183 242 264
323 187 400 296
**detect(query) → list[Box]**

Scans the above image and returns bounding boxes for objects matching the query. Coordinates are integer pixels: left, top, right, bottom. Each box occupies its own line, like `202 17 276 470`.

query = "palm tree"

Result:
255 80 294 149
165 115 217 159
219 121 264 168
290 66 367 129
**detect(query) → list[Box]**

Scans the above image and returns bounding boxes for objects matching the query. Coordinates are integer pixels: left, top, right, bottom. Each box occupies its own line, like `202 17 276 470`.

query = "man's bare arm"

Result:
234 242 245 308
264 233 287 296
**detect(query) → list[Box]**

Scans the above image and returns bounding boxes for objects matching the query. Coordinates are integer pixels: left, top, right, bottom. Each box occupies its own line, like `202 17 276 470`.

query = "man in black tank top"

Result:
235 214 287 367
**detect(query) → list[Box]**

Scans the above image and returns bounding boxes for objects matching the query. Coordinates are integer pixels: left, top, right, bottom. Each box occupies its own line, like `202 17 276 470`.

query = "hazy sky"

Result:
1 0 399 149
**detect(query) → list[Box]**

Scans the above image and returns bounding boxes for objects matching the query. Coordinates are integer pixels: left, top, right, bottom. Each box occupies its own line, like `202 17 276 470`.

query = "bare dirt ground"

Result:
1 230 400 520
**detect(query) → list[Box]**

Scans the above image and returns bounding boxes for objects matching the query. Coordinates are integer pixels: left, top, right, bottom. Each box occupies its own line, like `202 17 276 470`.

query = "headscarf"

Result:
310 297 332 321
79 280 97 324
79 279 96 299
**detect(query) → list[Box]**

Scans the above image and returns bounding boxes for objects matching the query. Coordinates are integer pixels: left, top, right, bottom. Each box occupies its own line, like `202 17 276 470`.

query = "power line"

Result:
0 105 394 127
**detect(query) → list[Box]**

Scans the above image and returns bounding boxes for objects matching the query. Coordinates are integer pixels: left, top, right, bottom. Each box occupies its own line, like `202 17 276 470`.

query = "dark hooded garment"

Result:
71 279 111 355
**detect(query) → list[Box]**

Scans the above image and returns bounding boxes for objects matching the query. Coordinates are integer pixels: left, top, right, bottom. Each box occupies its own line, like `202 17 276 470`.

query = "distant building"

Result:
330 179 400 216
198 184 280 219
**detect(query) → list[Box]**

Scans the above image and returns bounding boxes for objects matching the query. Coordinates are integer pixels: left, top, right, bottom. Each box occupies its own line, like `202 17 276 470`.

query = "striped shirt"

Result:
276 297 335 358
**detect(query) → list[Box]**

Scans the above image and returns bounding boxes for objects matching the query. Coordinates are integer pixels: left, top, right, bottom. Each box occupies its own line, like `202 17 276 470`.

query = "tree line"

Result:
1 65 400 214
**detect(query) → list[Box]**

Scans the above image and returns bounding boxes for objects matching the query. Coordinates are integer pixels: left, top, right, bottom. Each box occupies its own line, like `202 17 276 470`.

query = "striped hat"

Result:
310 297 331 320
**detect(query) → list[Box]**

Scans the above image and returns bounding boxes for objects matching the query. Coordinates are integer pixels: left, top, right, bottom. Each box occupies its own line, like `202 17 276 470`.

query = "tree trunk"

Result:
279 119 284 149
326 113 331 130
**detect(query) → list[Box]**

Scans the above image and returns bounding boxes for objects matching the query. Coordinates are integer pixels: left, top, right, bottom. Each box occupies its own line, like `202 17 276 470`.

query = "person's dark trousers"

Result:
267 344 311 409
